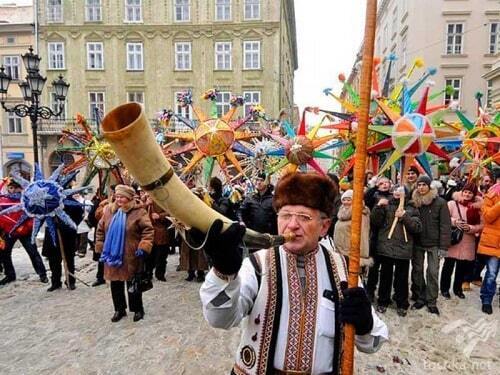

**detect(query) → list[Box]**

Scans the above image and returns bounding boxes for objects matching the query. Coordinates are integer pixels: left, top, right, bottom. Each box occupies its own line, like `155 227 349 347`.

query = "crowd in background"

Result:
0 166 499 320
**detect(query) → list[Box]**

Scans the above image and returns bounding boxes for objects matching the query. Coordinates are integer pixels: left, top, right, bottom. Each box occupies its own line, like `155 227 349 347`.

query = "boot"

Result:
111 310 127 322
0 276 15 285
481 304 493 315
185 271 195 281
133 311 145 322
47 283 62 292
196 271 205 282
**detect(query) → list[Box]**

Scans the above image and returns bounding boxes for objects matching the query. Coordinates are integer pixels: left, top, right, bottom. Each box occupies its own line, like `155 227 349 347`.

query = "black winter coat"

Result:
211 193 237 221
370 199 422 259
42 198 84 258
237 186 277 234
412 189 452 249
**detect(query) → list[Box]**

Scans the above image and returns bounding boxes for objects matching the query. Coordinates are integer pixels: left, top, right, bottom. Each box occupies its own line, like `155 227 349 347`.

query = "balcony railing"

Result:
38 118 264 135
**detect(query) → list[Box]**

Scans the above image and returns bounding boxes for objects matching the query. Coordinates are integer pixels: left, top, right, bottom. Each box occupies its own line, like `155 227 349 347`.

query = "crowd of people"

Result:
0 167 499 322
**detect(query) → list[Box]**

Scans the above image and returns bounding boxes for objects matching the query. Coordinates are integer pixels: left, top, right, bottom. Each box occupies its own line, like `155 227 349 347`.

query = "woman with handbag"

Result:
440 183 483 299
95 184 154 323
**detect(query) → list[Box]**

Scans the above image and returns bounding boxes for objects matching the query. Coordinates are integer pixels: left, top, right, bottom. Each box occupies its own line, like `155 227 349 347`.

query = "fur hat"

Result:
416 175 432 187
114 184 136 200
273 172 338 216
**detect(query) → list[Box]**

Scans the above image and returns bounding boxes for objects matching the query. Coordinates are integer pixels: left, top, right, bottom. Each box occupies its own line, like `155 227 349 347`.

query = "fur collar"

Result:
412 188 438 207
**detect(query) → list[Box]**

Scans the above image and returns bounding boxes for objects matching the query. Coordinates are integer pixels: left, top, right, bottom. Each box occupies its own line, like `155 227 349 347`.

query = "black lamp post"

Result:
0 46 69 165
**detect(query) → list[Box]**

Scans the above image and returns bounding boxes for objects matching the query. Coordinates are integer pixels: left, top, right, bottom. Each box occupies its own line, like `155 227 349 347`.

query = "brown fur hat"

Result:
273 172 338 216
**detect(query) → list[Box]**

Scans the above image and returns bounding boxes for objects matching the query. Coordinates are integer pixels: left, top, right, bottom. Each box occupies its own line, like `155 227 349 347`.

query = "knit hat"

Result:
114 184 135 200
416 175 431 187
273 172 338 216
408 166 420 176
341 189 353 201
462 182 478 196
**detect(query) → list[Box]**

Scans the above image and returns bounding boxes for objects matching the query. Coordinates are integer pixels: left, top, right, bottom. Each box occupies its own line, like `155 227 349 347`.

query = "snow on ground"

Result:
0 246 499 375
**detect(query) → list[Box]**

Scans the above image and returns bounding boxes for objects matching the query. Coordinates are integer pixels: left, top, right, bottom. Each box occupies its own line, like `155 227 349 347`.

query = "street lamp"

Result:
0 46 69 165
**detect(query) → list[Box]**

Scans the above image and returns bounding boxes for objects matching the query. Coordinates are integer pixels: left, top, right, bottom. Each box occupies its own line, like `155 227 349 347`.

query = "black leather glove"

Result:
340 286 374 335
188 219 246 275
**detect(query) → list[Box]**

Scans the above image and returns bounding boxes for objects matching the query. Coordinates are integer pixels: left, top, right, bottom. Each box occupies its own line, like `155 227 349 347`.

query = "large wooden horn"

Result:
101 102 292 249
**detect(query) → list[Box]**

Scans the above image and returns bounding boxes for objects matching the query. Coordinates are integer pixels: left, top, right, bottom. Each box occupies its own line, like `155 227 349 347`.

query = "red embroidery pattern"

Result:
284 251 318 371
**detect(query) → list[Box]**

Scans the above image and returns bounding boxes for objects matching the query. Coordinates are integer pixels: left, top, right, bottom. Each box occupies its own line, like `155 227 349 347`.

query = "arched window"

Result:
48 152 75 173
4 160 32 180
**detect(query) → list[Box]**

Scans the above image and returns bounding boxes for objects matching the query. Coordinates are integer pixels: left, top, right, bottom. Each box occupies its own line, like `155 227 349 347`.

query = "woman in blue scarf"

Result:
96 184 154 322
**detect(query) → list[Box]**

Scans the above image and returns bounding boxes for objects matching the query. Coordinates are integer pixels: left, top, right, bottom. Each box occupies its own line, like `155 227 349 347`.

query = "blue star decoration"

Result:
0 163 90 245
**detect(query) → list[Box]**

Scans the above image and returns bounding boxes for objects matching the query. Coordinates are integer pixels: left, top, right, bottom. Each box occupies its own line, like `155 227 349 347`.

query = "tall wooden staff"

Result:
342 1 377 374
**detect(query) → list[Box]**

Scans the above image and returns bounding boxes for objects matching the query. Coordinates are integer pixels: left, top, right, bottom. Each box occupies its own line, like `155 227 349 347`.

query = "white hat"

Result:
341 189 353 201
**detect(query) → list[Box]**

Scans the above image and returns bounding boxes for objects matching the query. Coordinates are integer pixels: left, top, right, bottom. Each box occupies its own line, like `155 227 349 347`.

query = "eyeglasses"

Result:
278 211 327 223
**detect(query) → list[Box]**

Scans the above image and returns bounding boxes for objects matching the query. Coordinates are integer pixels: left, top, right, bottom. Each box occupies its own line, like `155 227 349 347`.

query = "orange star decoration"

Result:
161 89 263 179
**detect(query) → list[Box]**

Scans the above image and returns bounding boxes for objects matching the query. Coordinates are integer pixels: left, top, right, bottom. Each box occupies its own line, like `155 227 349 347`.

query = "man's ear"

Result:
319 218 331 237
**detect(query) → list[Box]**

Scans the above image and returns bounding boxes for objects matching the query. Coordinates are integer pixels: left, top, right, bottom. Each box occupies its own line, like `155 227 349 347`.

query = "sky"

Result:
1 0 366 113
293 0 366 113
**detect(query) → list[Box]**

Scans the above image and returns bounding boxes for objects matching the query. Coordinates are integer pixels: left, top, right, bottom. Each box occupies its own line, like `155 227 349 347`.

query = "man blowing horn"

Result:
197 172 388 375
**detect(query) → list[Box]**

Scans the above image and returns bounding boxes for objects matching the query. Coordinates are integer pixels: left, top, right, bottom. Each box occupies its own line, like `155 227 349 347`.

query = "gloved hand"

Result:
188 219 246 276
340 286 374 336
135 249 145 258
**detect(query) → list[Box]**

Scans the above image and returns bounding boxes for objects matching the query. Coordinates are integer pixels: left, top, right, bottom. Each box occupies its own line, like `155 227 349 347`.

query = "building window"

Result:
174 0 190 22
391 7 398 37
489 22 499 54
486 80 493 109
47 0 63 23
243 91 260 116
243 41 260 69
382 24 388 50
244 0 260 20
89 92 105 121
215 42 232 70
215 0 231 21
446 23 464 55
87 42 104 70
444 78 461 106
7 113 23 134
48 42 65 70
401 33 407 68
175 42 192 70
125 0 142 22
216 91 231 117
127 91 144 105
50 92 67 120
85 0 102 22
7 37 15 44
175 91 191 130
3 56 20 80
126 42 143 71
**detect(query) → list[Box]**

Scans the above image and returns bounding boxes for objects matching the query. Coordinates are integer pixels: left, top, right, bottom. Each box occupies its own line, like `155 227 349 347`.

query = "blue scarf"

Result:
100 209 127 267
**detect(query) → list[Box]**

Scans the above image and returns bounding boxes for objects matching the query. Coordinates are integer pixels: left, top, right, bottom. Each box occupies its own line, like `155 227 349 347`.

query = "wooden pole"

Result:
56 226 91 288
342 1 378 374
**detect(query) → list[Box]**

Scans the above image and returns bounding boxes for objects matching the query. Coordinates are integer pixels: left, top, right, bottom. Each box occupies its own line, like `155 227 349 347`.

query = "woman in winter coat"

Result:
478 171 500 314
370 187 422 316
333 190 372 267
440 183 483 300
95 184 154 323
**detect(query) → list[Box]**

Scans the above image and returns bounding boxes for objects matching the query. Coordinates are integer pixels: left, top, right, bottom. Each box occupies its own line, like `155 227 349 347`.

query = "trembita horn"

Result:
101 102 293 249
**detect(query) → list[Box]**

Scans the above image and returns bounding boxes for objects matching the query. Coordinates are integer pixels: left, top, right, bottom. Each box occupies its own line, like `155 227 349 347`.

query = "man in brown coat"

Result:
96 184 154 322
